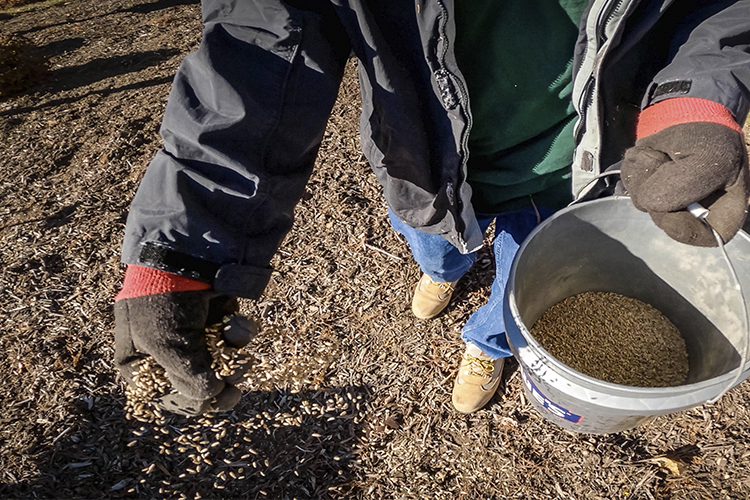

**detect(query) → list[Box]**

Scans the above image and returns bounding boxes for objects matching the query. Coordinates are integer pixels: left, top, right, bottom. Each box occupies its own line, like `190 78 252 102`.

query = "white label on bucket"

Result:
522 370 583 424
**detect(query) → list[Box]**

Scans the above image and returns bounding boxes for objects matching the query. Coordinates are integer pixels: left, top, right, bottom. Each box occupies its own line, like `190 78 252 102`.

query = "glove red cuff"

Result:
636 97 742 139
115 265 211 301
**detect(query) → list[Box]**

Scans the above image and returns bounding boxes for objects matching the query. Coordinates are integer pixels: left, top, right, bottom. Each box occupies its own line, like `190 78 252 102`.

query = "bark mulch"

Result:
2 0 750 498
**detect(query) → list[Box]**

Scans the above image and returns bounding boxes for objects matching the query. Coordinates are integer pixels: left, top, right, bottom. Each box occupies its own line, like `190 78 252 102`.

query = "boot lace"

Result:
424 277 455 296
462 353 495 379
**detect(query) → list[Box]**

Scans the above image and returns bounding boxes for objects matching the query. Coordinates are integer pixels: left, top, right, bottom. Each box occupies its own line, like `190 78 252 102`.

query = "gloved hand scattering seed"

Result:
124 315 252 423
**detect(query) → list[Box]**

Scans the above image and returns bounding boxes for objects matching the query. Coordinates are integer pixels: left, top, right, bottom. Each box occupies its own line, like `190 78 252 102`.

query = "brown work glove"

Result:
622 97 750 246
114 265 256 416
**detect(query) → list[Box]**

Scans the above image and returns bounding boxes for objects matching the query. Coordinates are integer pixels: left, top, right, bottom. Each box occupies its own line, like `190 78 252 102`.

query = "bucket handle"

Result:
570 169 622 206
687 203 750 403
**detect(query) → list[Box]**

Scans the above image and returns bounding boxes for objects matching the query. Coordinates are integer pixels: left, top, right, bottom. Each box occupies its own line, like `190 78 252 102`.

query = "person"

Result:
114 0 750 416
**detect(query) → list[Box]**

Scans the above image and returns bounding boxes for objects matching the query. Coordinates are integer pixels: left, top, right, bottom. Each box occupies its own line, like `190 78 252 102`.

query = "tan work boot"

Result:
452 343 505 414
411 274 458 319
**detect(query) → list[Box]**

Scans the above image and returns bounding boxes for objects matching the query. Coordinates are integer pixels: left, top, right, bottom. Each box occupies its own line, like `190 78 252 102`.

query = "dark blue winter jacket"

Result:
121 0 750 298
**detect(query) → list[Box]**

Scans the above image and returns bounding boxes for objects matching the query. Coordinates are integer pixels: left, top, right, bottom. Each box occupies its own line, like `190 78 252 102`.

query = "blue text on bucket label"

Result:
522 370 583 424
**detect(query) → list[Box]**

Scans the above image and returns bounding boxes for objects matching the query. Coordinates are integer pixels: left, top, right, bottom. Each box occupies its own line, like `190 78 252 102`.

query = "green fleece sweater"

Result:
454 0 587 214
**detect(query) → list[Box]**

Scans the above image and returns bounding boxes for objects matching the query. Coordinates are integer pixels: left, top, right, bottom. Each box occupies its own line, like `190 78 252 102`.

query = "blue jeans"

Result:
389 207 552 359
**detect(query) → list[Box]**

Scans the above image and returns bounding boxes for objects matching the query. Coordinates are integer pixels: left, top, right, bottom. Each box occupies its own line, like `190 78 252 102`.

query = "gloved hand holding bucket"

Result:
504 97 750 434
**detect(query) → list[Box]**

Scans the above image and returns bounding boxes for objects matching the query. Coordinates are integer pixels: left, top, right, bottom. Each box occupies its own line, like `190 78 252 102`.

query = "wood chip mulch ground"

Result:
2 0 750 498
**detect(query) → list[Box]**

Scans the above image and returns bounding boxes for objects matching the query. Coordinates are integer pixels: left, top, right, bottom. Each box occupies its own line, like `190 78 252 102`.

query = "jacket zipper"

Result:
435 0 471 226
573 0 633 146
596 0 627 46
574 76 595 144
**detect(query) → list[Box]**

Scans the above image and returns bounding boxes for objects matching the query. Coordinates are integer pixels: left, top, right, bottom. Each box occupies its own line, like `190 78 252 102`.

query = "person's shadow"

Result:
1 382 371 499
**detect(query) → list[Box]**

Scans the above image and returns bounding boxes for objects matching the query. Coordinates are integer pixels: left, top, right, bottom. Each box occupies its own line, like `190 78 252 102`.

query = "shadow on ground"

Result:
42 49 180 94
1 385 370 499
17 0 199 35
124 0 198 14
1 74 175 116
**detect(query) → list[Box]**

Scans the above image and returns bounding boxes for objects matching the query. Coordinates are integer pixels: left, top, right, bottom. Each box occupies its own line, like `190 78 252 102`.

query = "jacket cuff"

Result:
124 242 273 300
213 264 272 299
637 97 742 139
115 265 210 301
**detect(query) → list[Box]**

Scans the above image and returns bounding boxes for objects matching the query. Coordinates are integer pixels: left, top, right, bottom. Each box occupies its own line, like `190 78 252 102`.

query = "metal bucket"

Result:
504 197 750 434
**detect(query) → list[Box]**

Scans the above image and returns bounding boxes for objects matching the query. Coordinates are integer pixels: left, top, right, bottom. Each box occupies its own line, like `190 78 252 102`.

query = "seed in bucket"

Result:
530 292 689 387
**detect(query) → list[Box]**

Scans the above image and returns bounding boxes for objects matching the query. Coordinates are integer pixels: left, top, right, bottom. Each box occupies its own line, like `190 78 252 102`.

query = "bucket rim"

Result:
506 197 750 396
